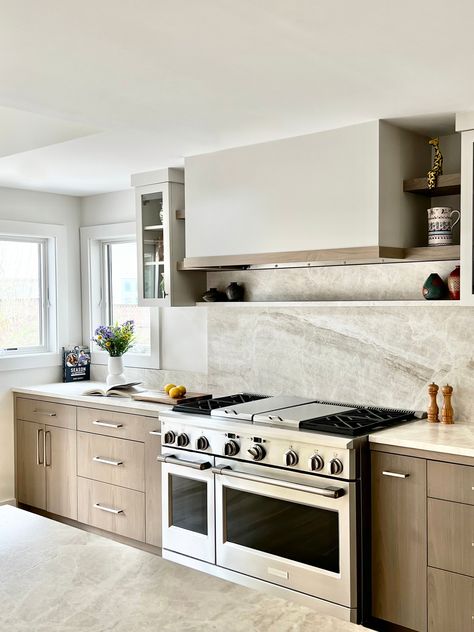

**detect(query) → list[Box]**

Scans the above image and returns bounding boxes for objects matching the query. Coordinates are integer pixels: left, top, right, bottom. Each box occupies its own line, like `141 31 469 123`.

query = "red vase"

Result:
447 265 460 300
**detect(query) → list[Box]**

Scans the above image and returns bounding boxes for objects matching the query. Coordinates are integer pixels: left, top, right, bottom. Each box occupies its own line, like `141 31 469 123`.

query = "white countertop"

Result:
369 419 474 459
12 382 174 417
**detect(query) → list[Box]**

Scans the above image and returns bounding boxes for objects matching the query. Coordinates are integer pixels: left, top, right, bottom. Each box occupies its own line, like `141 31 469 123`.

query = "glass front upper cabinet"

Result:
132 168 205 307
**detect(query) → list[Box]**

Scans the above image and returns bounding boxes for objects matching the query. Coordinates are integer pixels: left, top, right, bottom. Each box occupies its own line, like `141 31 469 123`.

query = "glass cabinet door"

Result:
140 190 167 301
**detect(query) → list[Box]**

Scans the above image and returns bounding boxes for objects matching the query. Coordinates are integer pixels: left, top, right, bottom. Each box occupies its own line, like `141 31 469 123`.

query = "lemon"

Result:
164 383 176 394
169 386 182 399
177 385 187 396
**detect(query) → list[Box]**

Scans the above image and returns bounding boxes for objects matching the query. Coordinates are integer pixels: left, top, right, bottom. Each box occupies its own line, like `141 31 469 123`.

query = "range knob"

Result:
284 450 299 467
329 458 344 475
163 430 176 444
195 436 210 451
176 433 190 447
224 440 240 457
247 444 266 461
309 453 324 472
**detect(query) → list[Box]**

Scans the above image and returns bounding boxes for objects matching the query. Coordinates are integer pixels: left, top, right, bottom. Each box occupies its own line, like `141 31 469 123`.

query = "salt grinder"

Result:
441 384 454 424
427 382 439 423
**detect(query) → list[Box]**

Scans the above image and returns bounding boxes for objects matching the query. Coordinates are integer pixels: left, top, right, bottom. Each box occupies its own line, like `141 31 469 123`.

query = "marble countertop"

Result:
0 506 357 632
12 382 174 417
369 419 474 459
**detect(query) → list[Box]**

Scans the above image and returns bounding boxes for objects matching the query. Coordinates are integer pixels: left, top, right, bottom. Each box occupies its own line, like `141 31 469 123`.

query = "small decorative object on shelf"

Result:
427 207 460 246
225 281 244 301
92 320 135 386
427 382 439 423
447 265 461 300
441 384 454 424
422 273 447 300
427 137 443 189
202 287 227 302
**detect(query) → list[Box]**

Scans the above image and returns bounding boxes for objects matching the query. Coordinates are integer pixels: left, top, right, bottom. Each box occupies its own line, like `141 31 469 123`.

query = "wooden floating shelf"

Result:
176 209 185 220
177 245 460 271
403 173 461 197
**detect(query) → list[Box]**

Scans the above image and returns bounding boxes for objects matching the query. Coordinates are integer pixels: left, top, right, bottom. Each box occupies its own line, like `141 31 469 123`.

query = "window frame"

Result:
0 219 64 370
80 222 160 369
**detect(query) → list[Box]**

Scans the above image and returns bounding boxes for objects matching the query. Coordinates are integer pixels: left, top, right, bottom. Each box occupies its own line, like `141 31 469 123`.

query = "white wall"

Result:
0 186 82 503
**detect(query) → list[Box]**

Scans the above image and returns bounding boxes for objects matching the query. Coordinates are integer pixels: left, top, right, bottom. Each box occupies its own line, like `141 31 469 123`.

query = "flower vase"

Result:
106 355 127 387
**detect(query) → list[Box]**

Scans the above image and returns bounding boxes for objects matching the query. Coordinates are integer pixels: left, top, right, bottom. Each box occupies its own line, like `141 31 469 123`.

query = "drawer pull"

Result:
93 456 123 466
33 410 57 417
382 471 409 479
93 421 123 429
93 503 124 515
149 430 161 436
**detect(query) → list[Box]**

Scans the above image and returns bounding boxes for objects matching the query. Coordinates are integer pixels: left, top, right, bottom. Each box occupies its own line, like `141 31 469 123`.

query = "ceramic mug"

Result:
427 207 460 246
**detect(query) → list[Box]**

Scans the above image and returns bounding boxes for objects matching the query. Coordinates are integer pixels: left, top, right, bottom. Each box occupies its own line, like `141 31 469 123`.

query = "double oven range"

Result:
158 394 422 623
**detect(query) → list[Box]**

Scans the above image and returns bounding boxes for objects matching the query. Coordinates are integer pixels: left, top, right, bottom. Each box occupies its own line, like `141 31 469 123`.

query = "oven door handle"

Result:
212 465 345 499
157 454 212 470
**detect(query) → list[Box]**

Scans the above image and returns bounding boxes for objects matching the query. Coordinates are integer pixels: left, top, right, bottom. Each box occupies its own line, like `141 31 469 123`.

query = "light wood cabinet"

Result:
16 419 46 510
371 451 427 632
145 428 162 547
16 419 77 519
428 567 474 632
428 498 474 577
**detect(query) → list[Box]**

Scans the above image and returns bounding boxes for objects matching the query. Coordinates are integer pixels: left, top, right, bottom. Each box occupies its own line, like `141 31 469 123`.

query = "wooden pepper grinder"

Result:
427 382 439 423
441 384 454 424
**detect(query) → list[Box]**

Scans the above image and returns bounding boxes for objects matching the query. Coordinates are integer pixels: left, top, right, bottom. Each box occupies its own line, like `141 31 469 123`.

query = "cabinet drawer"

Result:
77 407 156 442
428 498 474 577
428 460 474 505
16 398 76 430
77 432 145 491
78 477 145 542
428 567 474 632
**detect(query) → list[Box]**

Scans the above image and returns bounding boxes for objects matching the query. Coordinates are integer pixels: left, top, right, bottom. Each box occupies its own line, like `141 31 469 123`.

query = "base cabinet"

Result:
428 568 474 632
371 451 427 632
16 419 77 519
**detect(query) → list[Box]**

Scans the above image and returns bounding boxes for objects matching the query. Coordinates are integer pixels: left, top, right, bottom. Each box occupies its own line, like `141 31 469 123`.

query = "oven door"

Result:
160 449 215 563
214 459 357 608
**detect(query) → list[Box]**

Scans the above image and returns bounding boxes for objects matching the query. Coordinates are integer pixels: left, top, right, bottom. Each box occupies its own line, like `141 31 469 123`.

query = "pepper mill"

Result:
427 382 439 423
441 384 454 424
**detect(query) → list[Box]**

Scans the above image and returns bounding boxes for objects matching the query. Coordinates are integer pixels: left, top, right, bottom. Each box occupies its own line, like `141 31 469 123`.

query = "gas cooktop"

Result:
172 394 425 437
172 393 267 415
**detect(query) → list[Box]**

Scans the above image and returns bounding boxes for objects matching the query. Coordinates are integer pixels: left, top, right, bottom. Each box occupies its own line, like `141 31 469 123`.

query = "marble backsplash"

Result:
94 260 474 420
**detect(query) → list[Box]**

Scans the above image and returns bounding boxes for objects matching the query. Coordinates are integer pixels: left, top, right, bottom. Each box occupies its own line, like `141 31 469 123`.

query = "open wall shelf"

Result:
403 173 461 197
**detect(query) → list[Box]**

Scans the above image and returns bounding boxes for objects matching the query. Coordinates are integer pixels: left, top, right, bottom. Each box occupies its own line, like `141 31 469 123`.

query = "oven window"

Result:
224 487 339 572
169 474 208 535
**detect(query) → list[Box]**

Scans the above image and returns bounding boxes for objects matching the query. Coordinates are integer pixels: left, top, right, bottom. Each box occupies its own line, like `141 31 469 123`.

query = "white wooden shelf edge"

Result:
196 300 464 307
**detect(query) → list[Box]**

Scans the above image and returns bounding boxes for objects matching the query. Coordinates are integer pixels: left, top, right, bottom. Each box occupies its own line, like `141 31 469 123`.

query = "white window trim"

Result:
80 222 160 370
0 219 66 371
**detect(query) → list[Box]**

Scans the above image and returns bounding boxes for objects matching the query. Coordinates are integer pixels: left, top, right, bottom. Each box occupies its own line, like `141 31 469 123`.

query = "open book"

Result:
83 382 144 398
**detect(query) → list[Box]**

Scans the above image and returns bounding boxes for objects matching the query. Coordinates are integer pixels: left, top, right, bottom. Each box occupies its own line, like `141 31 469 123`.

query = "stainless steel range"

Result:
158 394 423 623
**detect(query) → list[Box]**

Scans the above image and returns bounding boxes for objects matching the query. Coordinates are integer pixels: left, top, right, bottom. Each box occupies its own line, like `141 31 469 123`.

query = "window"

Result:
102 240 150 354
81 222 159 369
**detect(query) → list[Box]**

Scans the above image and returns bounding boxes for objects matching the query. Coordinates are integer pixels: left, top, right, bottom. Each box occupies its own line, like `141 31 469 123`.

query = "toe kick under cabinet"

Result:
371 444 474 632
14 395 163 550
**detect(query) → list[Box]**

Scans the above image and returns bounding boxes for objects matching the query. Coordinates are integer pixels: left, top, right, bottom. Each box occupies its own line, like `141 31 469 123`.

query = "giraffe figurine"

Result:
427 137 443 189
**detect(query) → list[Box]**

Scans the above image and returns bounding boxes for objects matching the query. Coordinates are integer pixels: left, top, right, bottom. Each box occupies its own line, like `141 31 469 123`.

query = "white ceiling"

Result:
0 0 473 195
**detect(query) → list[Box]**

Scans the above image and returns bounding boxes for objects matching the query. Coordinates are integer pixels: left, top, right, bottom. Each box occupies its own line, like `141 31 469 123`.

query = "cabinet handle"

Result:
149 430 161 436
93 420 123 429
382 470 409 479
34 410 57 417
36 428 44 465
93 456 123 466
93 503 123 515
44 431 51 467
